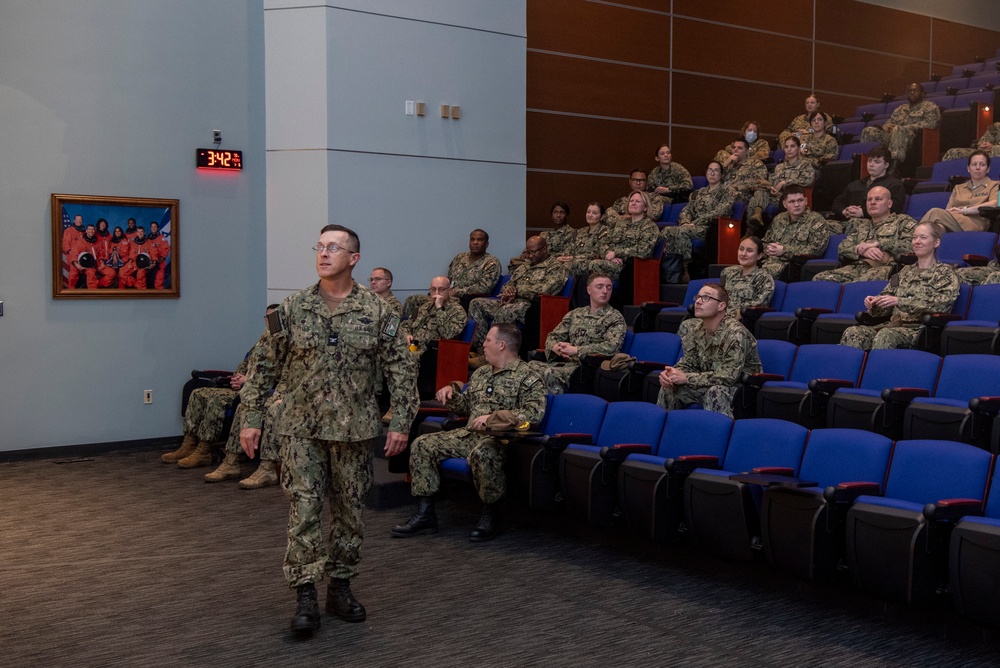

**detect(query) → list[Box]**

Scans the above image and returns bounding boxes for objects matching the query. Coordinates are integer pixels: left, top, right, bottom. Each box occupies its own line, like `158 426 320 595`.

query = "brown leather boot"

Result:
161 434 198 464
204 452 241 482
238 460 278 489
177 441 213 468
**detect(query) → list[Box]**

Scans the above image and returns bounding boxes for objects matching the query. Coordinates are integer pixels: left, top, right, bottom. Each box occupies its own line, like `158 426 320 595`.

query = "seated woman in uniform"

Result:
511 201 574 272
719 235 775 317
840 221 959 351
557 201 610 277
746 135 817 233
919 151 999 232
800 111 839 167
586 191 659 281
716 121 770 164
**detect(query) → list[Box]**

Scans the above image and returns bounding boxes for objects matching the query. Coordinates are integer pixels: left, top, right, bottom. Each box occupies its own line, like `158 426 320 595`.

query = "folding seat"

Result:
935 231 997 267
797 234 846 283
940 283 1000 356
683 418 810 560
953 90 998 109
845 439 992 604
759 428 893 579
953 62 985 75
732 339 797 419
617 410 734 542
885 99 908 114
904 191 951 221
918 281 972 354
734 280 787 335
824 349 941 436
810 280 887 345
835 121 867 140
901 354 1000 451
654 279 711 334
753 281 842 343
968 71 1000 89
756 344 865 427
592 331 680 403
558 401 667 525
505 393 608 511
855 102 887 118
948 460 1000 627
416 320 476 399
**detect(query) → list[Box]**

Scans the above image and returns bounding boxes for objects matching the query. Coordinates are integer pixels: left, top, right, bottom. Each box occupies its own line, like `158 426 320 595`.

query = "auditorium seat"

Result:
809 280 887 345
753 280 842 344
733 339 797 419
592 331 681 403
756 344 865 428
940 283 1000 356
948 460 1000 627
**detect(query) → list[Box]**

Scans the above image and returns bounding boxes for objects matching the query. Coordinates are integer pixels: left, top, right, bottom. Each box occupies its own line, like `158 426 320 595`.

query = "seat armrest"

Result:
808 378 855 395
741 306 776 320
969 396 1000 414
730 472 816 487
539 432 594 454
581 354 610 368
823 481 881 504
789 254 821 267
665 455 719 473
600 443 653 463
795 307 834 322
963 254 990 267
856 311 891 326
526 349 546 362
742 371 785 388
921 312 962 328
923 498 983 523
192 369 233 379
640 300 678 313
881 386 930 404
751 466 795 476
633 361 668 375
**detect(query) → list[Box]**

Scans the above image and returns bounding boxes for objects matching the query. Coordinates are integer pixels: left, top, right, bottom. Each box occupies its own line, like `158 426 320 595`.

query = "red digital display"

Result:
196 149 243 170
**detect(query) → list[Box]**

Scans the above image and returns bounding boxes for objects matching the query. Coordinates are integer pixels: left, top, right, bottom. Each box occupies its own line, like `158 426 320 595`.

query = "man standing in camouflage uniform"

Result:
527 273 626 394
861 83 941 163
657 283 761 417
468 236 567 350
392 323 547 542
722 138 768 204
647 144 693 205
760 186 837 279
239 224 418 635
813 186 916 283
369 267 401 316
403 229 501 317
606 169 665 224
942 122 1000 162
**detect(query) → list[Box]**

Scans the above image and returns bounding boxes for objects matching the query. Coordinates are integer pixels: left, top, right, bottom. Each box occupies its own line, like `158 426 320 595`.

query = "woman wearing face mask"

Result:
919 151 999 232
800 111 839 167
715 121 770 165
719 235 774 317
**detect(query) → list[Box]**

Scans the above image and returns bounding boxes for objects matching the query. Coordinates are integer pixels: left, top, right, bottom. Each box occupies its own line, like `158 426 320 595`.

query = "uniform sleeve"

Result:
514 370 548 425
883 216 917 259
517 262 567 301
380 305 420 434
576 312 627 358
681 330 756 389
895 265 960 320
544 311 573 358
240 302 290 430
751 270 775 307
444 371 475 416
838 221 864 263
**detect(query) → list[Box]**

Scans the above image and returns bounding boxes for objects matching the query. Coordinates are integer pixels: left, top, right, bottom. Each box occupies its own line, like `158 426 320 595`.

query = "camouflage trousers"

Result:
526 360 577 395
957 265 1000 286
224 402 279 461
657 384 738 418
586 258 625 280
840 324 921 351
662 225 706 260
409 429 507 503
468 298 531 348
183 387 238 442
812 262 894 283
747 188 778 216
942 145 1000 162
760 257 789 279
860 125 918 162
278 435 374 586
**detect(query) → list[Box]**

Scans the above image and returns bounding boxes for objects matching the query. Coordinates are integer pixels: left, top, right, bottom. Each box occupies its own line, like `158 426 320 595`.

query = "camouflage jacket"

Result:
378 290 402 317
647 162 693 197
445 358 546 426
786 112 833 134
544 305 627 362
509 254 567 302
719 265 775 314
724 158 768 199
771 158 815 188
606 193 665 225
402 298 467 344
607 216 660 259
716 138 771 164
675 316 762 389
541 225 578 256
241 281 418 439
448 251 502 297
870 262 960 326
763 210 833 261
886 99 941 130
801 132 839 166
675 184 736 233
569 223 613 259
838 213 917 265
973 122 1000 148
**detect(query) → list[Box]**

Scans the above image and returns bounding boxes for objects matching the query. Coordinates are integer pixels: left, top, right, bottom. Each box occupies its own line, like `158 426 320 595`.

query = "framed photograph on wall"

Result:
51 193 179 299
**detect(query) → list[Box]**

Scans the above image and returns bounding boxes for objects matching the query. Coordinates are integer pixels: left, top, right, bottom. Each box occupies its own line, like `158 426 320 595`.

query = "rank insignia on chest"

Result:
328 333 339 346
381 315 400 339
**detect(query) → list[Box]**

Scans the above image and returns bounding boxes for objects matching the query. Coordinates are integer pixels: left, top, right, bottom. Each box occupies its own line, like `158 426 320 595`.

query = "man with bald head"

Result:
861 82 941 163
813 185 917 283
398 275 468 402
468 235 567 350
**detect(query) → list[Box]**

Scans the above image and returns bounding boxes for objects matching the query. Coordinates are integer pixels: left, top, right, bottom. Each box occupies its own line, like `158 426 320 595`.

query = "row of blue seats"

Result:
438 397 1000 627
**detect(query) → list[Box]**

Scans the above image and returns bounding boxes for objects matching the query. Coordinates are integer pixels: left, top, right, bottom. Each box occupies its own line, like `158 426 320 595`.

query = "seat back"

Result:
836 280 887 314
883 439 992 505
678 279 713 308
538 393 608 437
455 319 476 342
954 90 997 109
837 142 881 161
653 409 733 460
788 344 865 386
928 158 972 184
953 281 973 318
858 349 941 393
756 339 797 379
773 280 841 313
938 232 998 267
983 462 1000 519
798 428 893 490
492 274 511 298
905 191 951 220
628 332 681 365
769 280 787 308
720 418 809 474
855 102 886 117
933 354 1000 401
594 401 667 449
964 283 1000 321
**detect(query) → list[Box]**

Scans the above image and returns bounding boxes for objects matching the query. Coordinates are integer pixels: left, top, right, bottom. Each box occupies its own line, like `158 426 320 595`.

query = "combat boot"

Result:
177 441 213 468
747 207 765 237
326 578 366 622
469 503 500 542
204 452 241 483
239 460 278 489
390 497 438 537
290 583 320 634
161 434 198 464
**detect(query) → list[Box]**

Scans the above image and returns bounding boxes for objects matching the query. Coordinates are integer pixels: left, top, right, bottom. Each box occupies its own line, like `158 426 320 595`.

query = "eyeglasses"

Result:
630 177 647 183
706 168 722 174
369 277 390 283
312 243 355 254
694 293 722 303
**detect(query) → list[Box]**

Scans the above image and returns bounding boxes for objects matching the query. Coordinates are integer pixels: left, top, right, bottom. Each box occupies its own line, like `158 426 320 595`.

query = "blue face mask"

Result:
745 131 758 143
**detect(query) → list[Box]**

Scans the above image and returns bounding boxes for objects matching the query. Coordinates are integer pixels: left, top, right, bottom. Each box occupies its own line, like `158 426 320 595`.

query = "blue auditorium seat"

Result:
756 344 865 428
592 332 681 403
809 279 887 345
940 283 1000 355
754 280 842 344
948 460 1000 627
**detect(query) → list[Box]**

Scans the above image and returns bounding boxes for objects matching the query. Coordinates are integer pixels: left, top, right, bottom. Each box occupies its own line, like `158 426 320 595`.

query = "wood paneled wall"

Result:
526 0 1000 234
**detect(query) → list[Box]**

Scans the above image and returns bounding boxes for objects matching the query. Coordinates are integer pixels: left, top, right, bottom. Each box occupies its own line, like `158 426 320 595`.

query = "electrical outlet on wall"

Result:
144 390 153 404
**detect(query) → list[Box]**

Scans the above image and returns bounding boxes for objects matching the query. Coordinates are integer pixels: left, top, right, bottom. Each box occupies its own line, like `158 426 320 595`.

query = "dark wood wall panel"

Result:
672 19 811 87
527 51 669 121
815 45 929 99
526 172 624 235
527 0 670 67
671 73 806 141
674 0 812 39
816 0 930 60
671 127 740 173
527 113 669 174
932 20 1000 65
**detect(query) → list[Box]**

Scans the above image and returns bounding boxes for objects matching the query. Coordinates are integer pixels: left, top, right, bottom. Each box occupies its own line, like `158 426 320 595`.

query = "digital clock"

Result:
196 148 243 170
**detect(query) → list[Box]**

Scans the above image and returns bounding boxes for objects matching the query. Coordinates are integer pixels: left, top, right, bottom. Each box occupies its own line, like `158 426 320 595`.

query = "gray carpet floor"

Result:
1 448 998 667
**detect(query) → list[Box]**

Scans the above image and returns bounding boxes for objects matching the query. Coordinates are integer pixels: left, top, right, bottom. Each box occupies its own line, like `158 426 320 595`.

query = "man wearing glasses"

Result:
656 283 761 417
239 224 418 636
606 168 665 225
368 267 401 317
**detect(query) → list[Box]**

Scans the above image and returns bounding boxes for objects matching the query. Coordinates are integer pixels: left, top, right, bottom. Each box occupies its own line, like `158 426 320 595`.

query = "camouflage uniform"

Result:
541 224 577 257
662 185 736 260
719 265 775 314
240 281 418 587
657 316 762 417
587 216 660 280
606 193 665 225
800 132 839 167
716 138 771 164
958 259 1000 286
920 178 999 232
377 290 402 317
409 359 547 503
779 113 833 145
812 213 917 283
468 255 567 348
982 269 1000 285
747 158 816 214
562 223 613 276
401 298 467 353
841 262 960 350
403 251 502 317
647 162 693 204
941 123 1000 161
182 346 256 442
760 210 835 278
223 394 282 461
723 158 768 202
527 305 627 394
860 100 942 162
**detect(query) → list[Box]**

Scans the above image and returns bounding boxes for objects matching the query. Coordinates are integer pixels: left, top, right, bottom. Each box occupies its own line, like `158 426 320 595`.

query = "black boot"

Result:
326 578 366 622
469 504 500 542
661 253 684 284
390 496 438 537
290 583 320 634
